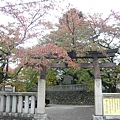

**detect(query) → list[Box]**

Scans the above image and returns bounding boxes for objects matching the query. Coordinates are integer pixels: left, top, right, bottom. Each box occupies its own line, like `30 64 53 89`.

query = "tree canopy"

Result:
0 1 75 86
39 8 120 92
41 8 120 56
0 1 119 90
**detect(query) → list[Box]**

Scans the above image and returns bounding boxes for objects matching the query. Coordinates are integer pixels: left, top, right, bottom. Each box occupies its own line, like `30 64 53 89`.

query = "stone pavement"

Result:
0 105 94 120
46 105 94 120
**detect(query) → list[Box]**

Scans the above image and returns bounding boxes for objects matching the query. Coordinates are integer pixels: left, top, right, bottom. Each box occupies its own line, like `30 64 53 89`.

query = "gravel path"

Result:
46 105 94 120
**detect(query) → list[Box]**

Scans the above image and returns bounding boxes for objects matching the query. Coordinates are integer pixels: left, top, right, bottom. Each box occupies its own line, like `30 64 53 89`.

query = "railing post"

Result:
31 96 35 114
6 95 11 112
25 96 29 113
12 95 17 113
18 96 23 113
0 95 5 112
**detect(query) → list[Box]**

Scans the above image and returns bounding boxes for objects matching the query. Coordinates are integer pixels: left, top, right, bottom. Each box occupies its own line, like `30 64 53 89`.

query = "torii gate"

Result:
34 49 117 120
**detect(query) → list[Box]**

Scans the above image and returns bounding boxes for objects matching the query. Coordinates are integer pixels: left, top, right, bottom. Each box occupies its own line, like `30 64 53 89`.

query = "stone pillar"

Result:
17 96 23 113
1 86 5 91
37 79 46 113
12 96 17 113
12 86 16 92
34 65 47 120
0 95 5 112
31 96 35 114
24 96 29 113
6 95 11 112
93 57 103 120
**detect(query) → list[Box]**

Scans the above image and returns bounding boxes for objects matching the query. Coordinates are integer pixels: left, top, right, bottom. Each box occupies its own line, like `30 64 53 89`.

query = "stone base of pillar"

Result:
33 113 47 120
105 115 120 120
93 115 120 120
92 115 104 120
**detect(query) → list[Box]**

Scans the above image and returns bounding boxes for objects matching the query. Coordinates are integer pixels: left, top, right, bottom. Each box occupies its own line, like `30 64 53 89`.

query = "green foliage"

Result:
46 68 58 86
101 66 120 93
13 81 26 92
13 68 39 92
13 68 58 91
23 68 39 92
61 68 94 91
76 69 93 84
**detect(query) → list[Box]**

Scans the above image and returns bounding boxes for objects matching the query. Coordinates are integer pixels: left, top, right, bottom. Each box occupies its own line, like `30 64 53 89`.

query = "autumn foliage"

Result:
0 0 119 86
0 1 76 85
42 8 120 57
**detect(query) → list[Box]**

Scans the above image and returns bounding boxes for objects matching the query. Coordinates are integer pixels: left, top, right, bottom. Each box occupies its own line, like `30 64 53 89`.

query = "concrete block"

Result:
105 115 120 120
33 113 47 120
92 115 104 120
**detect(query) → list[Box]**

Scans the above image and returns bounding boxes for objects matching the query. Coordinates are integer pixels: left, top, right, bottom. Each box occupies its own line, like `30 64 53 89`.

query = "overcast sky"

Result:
67 0 120 13
1 0 119 23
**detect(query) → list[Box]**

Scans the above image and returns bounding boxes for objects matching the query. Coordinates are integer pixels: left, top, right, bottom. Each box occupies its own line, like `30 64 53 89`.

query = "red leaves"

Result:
13 42 77 69
0 1 57 70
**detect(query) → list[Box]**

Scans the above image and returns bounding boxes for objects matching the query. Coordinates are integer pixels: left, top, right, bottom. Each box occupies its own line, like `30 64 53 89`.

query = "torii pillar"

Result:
93 57 103 120
34 65 47 120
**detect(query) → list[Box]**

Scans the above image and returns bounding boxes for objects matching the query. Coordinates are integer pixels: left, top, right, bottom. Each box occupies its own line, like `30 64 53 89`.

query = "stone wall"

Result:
46 91 94 105
46 84 88 92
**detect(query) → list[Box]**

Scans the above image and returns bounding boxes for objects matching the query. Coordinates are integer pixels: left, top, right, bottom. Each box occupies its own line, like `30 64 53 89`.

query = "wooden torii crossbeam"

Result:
50 48 118 68
50 62 116 68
